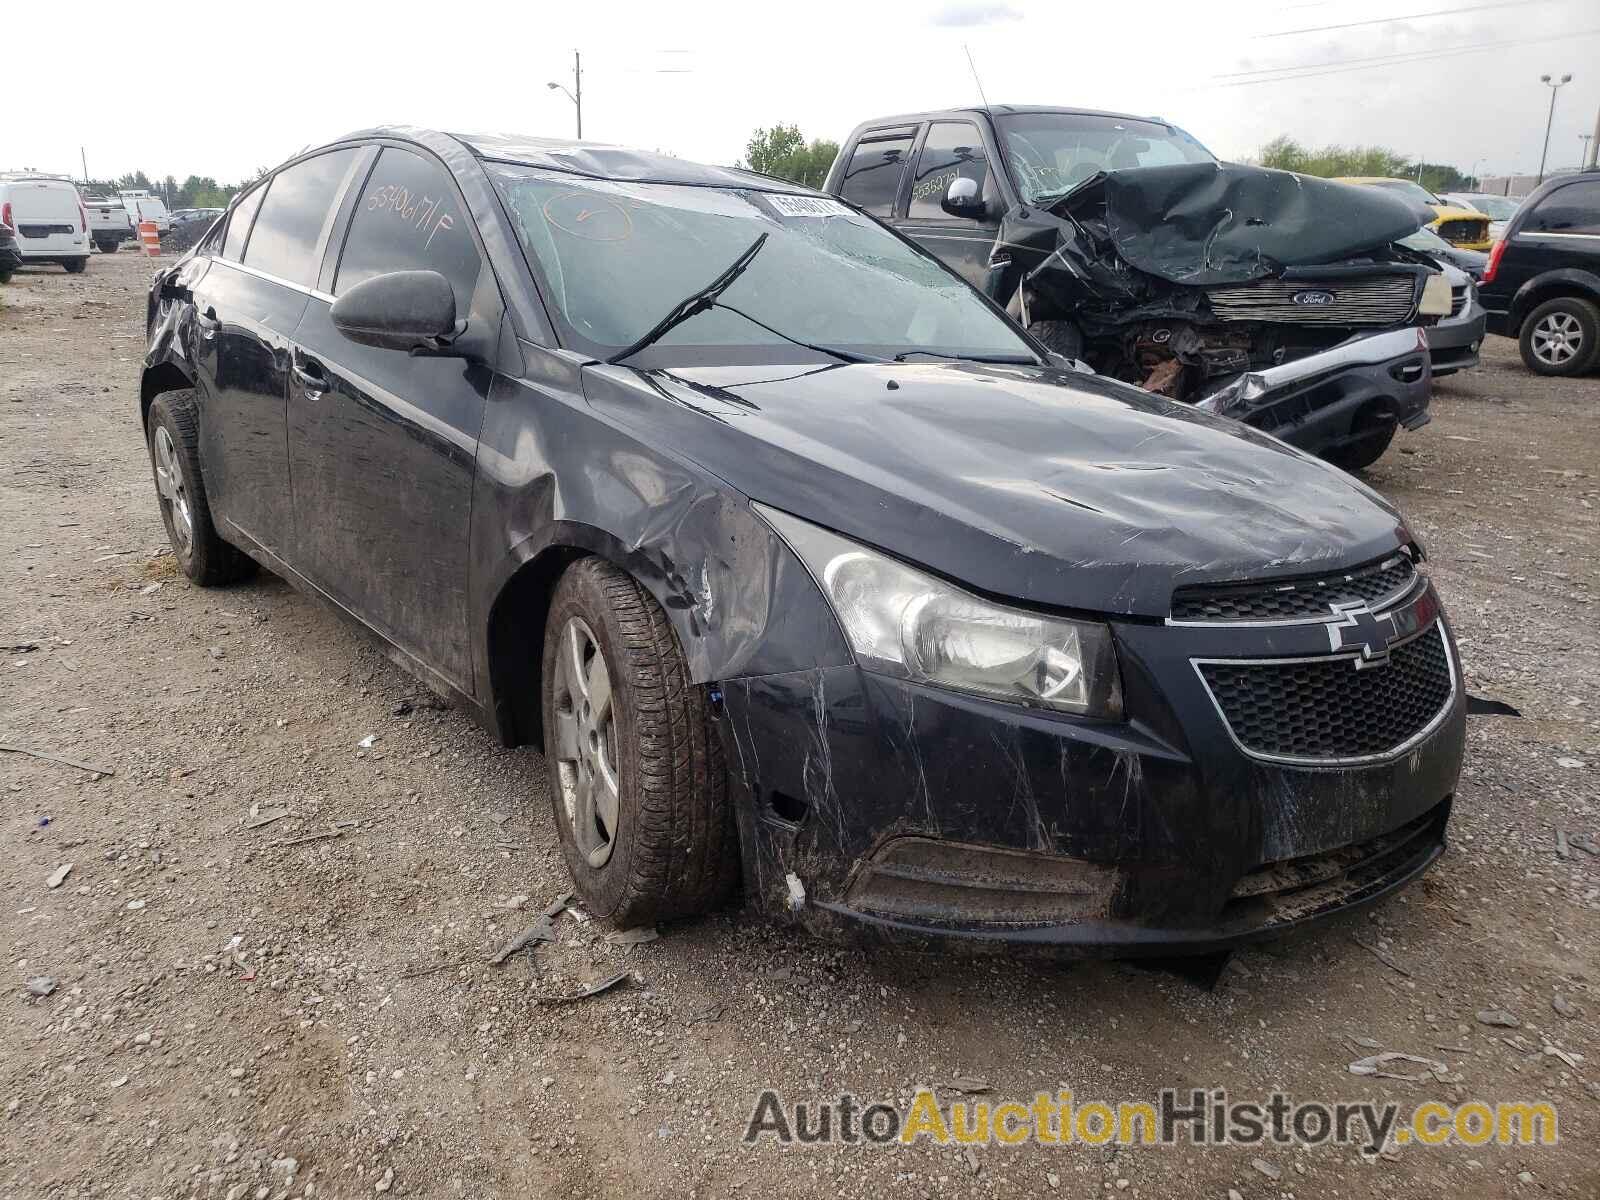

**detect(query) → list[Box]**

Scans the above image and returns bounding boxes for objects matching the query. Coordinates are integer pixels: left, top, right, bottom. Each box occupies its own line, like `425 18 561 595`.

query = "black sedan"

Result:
140 128 1465 955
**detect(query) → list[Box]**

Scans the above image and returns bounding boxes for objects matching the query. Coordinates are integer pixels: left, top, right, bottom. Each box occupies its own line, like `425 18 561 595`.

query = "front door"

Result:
896 121 1003 294
286 145 497 690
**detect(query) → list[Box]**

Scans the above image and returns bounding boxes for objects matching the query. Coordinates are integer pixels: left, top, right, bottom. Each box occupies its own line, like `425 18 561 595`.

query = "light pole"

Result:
1537 73 1572 184
548 50 582 139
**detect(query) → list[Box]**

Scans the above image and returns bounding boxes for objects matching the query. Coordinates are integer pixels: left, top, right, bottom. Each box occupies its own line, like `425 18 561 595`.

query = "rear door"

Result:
1515 179 1600 283
893 120 1004 292
9 181 87 259
187 149 364 558
285 144 498 689
834 127 916 220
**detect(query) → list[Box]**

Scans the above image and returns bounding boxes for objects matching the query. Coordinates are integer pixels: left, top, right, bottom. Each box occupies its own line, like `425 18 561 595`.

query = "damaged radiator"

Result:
1205 274 1418 326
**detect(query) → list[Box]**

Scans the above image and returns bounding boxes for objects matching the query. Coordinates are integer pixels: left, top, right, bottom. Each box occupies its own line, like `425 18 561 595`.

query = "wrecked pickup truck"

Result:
825 106 1452 469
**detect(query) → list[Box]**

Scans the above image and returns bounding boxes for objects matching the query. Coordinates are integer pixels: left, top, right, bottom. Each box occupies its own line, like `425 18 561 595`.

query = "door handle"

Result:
292 353 330 397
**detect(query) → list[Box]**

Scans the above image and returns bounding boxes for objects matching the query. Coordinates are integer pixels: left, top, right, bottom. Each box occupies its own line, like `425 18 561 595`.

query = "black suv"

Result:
1478 171 1600 375
824 106 1454 469
141 127 1464 956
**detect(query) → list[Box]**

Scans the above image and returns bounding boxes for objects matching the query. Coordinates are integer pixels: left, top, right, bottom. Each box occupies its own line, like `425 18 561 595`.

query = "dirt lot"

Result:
2 250 1598 1199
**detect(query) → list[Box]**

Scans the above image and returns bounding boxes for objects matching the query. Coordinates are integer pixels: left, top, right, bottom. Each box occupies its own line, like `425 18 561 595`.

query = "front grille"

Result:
1450 286 1467 316
1206 274 1417 326
1170 554 1416 623
1197 624 1454 762
18 223 74 238
1437 218 1488 245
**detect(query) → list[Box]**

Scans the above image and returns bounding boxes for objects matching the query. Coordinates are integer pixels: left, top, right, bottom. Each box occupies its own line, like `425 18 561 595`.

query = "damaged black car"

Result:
826 106 1456 470
141 127 1465 957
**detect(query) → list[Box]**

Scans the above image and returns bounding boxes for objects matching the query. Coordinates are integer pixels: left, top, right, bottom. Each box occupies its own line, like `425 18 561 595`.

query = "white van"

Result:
0 174 90 273
119 189 172 233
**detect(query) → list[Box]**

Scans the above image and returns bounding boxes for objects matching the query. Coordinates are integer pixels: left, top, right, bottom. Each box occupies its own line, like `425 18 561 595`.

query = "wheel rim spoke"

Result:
586 650 612 725
153 427 193 551
552 614 619 869
553 708 582 761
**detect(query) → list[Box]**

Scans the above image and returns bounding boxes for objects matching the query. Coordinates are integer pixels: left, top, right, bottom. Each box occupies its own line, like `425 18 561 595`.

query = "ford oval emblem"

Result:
1292 289 1337 306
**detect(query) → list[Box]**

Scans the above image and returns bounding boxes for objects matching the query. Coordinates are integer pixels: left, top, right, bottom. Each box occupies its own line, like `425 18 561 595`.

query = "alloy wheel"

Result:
552 616 620 868
1530 310 1584 367
153 425 193 554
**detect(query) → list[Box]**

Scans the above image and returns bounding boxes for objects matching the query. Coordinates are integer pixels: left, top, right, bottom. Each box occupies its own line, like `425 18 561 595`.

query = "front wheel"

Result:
540 557 737 927
1519 297 1599 376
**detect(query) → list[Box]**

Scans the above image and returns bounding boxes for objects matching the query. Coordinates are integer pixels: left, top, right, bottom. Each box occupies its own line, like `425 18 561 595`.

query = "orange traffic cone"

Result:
138 221 160 257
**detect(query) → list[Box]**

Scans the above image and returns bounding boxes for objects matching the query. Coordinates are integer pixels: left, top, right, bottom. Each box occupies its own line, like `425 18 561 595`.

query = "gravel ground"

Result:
2 250 1598 1199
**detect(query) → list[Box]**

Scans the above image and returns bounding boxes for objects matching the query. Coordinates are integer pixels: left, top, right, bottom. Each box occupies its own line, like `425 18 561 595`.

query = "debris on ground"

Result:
45 863 73 889
1476 1009 1521 1028
1349 934 1412 977
1252 1158 1282 1181
1348 1052 1448 1081
943 1076 992 1094
357 734 378 749
489 919 557 965
1 743 114 778
26 977 57 997
243 805 289 830
1552 994 1578 1018
606 926 660 946
533 970 631 1006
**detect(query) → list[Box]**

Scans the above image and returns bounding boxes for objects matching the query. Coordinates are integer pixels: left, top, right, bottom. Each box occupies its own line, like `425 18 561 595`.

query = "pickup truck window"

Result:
907 122 997 221
994 112 1214 205
838 134 914 216
491 166 1034 365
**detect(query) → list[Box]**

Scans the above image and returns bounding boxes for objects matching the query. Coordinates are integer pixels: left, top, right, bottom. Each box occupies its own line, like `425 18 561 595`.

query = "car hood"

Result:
581 359 1412 619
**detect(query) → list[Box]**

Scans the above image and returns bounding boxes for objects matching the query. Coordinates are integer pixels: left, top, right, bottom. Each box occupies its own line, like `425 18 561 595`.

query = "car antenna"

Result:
964 44 991 109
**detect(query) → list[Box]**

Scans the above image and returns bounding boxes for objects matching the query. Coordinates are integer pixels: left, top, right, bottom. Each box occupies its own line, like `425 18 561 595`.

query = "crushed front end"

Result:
718 548 1464 956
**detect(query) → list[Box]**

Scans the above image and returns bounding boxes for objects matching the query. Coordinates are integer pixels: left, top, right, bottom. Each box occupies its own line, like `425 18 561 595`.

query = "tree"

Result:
739 124 840 189
1257 134 1472 192
116 169 153 191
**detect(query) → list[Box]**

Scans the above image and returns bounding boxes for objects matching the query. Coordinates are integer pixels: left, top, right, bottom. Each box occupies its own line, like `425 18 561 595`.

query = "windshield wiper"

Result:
892 349 1037 364
607 232 770 365
714 302 881 365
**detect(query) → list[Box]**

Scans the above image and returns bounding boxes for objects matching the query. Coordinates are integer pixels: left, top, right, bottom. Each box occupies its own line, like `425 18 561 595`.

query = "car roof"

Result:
847 104 1171 130
336 125 824 195
1335 176 1421 185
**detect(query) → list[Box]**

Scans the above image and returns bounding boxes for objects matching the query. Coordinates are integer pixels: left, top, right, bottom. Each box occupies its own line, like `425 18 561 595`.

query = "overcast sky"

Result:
9 0 1598 185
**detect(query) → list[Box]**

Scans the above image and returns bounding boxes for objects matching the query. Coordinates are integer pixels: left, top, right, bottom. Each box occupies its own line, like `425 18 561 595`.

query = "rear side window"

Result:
335 147 481 311
243 148 360 286
1527 181 1600 235
907 121 997 221
221 184 266 261
838 134 913 216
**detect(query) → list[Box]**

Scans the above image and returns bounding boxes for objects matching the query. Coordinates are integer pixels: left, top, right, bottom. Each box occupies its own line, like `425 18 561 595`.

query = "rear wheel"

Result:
146 389 256 586
63 258 87 274
1519 296 1599 376
540 557 737 927
96 240 119 254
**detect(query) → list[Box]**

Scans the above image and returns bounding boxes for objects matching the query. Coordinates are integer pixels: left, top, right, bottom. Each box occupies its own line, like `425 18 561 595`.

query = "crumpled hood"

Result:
581 359 1411 619
1056 162 1427 287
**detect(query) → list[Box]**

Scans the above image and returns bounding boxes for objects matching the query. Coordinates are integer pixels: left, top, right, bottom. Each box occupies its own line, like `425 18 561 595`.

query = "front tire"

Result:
146 389 256 586
541 557 737 927
1519 296 1599 376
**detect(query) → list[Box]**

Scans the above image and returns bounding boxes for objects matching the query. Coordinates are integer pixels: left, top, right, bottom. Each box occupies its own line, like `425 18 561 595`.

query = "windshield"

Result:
993 112 1216 204
1399 228 1451 252
1456 193 1520 220
489 166 1036 365
1367 179 1442 206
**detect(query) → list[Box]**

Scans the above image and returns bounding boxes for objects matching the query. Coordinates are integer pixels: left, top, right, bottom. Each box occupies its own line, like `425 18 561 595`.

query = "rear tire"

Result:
63 258 87 274
145 389 256 586
0 271 11 285
1518 296 1599 376
541 557 737 928
96 240 119 254
1323 413 1397 472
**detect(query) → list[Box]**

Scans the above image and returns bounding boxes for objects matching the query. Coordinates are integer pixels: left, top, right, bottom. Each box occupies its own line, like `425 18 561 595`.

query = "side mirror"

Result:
942 175 985 217
330 269 460 353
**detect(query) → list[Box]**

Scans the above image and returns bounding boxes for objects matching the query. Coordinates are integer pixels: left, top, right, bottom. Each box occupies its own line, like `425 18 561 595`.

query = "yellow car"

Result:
1334 177 1493 251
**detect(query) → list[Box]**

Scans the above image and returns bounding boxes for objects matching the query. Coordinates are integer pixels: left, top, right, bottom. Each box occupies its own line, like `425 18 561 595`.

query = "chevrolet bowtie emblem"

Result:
1326 601 1399 667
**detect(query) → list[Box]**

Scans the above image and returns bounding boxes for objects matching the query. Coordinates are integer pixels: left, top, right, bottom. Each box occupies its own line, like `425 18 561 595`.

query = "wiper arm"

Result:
714 302 881 365
607 232 769 365
892 349 1037 364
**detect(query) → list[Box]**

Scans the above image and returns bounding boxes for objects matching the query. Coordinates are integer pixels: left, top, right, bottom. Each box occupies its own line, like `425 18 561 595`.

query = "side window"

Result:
220 183 266 262
242 148 360 286
335 147 481 311
908 122 996 221
838 133 914 217
1528 181 1600 235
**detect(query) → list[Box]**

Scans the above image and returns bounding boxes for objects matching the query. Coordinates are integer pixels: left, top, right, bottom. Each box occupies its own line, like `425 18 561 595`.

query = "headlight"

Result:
757 505 1122 718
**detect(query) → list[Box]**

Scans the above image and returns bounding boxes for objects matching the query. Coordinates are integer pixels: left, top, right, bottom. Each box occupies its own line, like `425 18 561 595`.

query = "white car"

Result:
1441 192 1522 243
83 195 133 253
119 189 173 234
0 173 90 273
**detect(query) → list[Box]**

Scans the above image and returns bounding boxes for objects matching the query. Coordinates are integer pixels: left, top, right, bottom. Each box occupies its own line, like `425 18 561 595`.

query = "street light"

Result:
1537 72 1572 184
548 50 583 139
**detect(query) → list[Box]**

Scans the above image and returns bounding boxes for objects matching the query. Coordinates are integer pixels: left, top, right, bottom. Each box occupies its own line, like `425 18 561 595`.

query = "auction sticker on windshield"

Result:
766 194 855 218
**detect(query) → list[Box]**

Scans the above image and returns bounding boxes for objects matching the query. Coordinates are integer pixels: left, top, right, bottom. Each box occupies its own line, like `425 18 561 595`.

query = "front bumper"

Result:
1426 296 1488 376
1194 327 1433 457
718 580 1465 955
